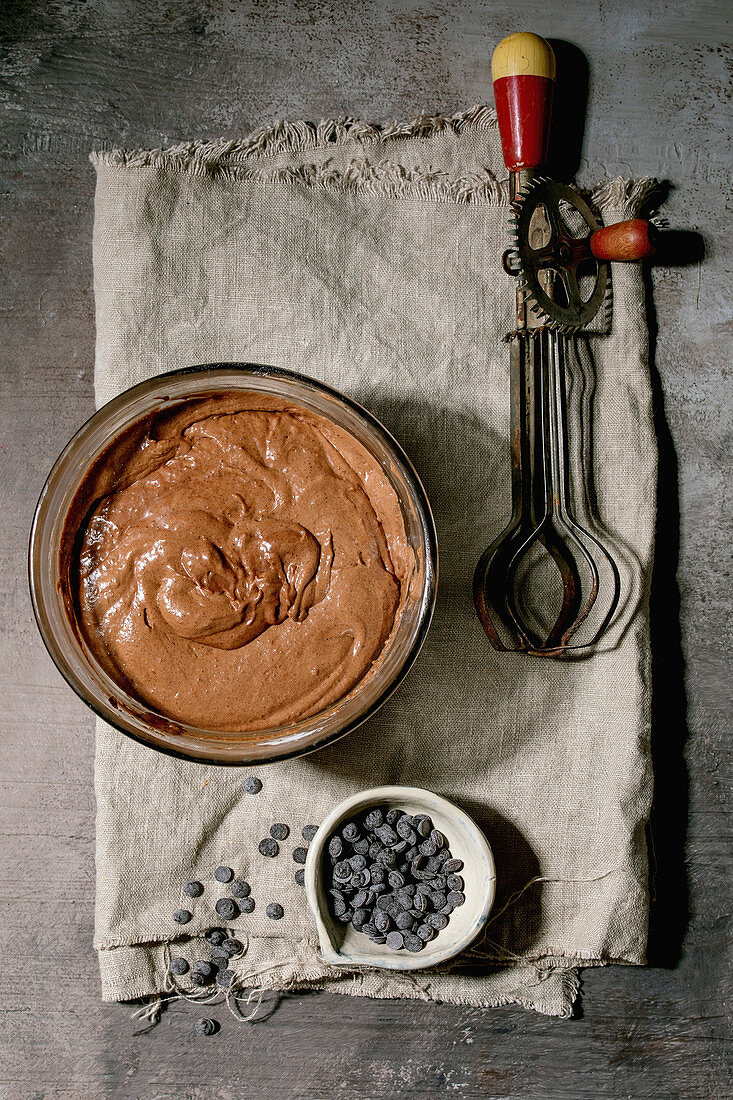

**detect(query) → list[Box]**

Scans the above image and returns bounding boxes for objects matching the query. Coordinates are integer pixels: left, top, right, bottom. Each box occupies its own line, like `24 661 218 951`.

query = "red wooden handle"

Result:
492 33 556 172
589 219 657 261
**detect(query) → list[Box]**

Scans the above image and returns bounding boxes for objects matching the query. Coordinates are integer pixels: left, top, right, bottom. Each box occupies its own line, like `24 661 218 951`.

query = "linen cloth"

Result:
90 107 657 1017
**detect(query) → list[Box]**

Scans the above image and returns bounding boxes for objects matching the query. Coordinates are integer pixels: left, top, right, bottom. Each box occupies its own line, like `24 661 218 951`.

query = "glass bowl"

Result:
29 364 437 765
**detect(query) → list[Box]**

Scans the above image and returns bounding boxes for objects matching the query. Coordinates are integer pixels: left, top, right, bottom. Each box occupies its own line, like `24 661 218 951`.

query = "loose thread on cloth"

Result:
465 867 625 961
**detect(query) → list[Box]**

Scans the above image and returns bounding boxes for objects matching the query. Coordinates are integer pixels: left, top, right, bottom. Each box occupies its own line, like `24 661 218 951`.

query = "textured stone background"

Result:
0 1 730 1097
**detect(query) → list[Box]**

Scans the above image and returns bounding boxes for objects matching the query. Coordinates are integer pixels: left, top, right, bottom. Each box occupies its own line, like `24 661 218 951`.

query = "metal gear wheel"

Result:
508 177 609 331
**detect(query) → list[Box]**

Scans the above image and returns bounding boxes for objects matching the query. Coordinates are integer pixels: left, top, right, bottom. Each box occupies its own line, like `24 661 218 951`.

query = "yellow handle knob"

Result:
492 32 556 82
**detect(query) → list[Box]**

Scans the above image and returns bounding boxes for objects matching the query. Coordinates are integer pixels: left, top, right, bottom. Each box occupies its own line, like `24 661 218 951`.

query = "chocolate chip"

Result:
447 891 465 907
295 869 305 887
388 871 406 889
230 880 251 898
302 825 319 843
172 909 192 924
419 838 438 857
195 1017 218 1036
259 838 279 857
430 829 445 849
243 777 262 794
342 822 359 842
430 892 447 911
192 960 216 981
374 910 391 933
349 854 367 872
328 836 343 859
216 969 234 987
415 816 433 838
352 908 369 929
385 930 404 950
333 860 352 881
205 927 227 945
169 957 189 975
266 903 284 920
351 869 370 888
183 880 203 897
403 933 425 952
239 896 255 913
369 865 385 884
189 970 208 987
395 911 414 930
426 911 449 930
375 824 398 845
446 874 464 892
214 866 233 883
215 898 238 920
386 809 400 825
222 938 243 956
353 838 370 855
364 808 383 829
417 924 435 941
270 823 289 841
442 858 463 874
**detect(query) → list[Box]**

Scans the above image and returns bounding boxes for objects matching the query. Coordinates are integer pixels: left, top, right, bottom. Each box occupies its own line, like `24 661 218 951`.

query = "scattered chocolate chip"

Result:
266 902 284 920
239 896 255 913
292 847 308 865
216 969 234 988
222 938 243 956
243 777 262 794
205 927 227 945
189 970 209 987
192 960 216 981
169 957 189 975
295 869 306 887
302 825 319 843
230 880 251 899
172 909 192 924
270 823 289 841
194 1017 218 1036
259 838 279 857
214 866 233 883
183 880 203 897
215 898 238 920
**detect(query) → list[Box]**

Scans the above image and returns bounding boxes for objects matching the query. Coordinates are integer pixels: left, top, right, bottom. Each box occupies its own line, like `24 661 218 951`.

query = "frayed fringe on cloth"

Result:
92 103 497 168
90 104 658 215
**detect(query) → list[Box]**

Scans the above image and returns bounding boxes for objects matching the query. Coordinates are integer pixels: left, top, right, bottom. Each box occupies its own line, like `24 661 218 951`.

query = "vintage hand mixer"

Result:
473 32 656 657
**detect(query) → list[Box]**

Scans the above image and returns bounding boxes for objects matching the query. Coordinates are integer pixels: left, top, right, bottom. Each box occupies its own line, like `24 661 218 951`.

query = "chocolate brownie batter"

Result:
63 392 413 731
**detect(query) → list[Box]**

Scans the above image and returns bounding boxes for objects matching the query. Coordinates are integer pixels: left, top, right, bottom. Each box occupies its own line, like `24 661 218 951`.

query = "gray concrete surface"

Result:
0 1 730 1097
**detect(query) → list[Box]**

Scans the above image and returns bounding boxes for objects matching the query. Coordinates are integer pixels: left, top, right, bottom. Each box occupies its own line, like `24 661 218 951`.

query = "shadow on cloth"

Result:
642 194 701 966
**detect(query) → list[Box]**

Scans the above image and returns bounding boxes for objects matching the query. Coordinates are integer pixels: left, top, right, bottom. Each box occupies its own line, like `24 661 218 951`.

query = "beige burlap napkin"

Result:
90 107 656 1018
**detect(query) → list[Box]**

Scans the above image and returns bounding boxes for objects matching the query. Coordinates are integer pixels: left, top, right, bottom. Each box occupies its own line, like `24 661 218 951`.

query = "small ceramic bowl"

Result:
305 785 496 971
